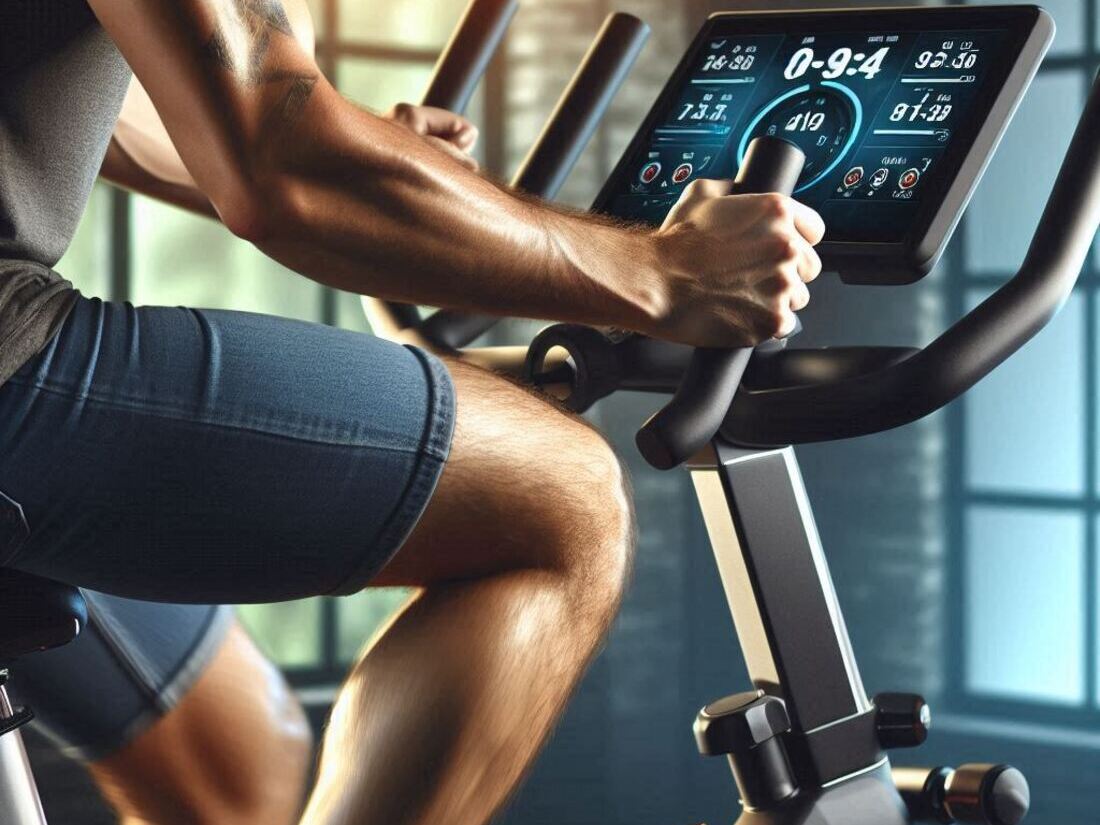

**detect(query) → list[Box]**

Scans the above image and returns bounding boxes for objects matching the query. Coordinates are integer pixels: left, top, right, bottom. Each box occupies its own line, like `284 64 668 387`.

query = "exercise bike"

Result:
5 3 1099 825
367 2 1100 824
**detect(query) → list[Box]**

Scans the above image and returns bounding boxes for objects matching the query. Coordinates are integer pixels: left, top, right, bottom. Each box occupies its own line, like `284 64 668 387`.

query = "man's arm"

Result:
87 0 823 348
98 0 317 221
101 124 219 221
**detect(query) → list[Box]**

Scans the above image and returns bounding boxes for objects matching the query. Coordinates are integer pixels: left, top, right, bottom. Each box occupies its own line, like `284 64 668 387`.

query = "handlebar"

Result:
420 0 518 113
719 69 1100 448
526 72 1100 452
636 137 807 469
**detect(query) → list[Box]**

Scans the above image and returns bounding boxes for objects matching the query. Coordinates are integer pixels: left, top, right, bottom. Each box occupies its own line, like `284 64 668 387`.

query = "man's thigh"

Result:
0 296 455 603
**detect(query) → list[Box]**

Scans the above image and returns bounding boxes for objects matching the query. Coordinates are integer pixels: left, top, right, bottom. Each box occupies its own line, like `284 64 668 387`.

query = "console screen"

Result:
597 13 1031 245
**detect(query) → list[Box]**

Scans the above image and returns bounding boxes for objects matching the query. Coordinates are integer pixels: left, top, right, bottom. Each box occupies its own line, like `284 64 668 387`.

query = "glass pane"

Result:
337 588 411 661
337 58 435 112
237 599 324 667
54 182 113 299
130 196 322 321
337 0 468 49
965 72 1082 275
964 289 1085 496
973 0 1083 56
334 289 374 333
965 505 1085 705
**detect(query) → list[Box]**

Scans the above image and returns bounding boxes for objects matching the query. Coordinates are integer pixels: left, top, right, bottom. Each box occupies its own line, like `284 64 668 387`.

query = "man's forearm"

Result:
250 84 669 333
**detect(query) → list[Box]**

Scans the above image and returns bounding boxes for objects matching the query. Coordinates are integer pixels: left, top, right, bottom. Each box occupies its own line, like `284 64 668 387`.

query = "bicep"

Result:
89 0 328 236
110 0 317 191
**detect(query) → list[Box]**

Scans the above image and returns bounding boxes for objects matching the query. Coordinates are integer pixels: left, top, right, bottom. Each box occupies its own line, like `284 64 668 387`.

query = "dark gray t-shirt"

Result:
0 2 130 383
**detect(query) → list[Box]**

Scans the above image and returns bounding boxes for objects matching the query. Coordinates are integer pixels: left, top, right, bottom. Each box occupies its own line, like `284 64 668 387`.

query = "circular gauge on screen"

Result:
737 81 863 193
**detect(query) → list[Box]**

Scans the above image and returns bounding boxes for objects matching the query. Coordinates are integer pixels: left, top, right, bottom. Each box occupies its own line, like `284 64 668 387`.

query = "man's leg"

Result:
300 359 635 825
88 621 313 825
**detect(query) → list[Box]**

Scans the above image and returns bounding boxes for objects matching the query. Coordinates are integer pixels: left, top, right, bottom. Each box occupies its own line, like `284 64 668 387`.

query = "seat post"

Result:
0 671 48 825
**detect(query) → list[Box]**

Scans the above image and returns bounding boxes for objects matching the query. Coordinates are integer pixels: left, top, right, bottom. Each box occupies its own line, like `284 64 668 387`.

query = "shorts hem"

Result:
327 346 455 596
53 606 236 764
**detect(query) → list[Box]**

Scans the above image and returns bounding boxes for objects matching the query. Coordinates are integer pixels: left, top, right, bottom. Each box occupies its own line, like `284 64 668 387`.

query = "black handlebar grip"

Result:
421 0 518 113
636 137 807 470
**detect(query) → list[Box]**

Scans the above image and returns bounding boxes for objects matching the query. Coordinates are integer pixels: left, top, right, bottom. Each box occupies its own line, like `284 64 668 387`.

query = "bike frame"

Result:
690 439 909 823
0 680 47 825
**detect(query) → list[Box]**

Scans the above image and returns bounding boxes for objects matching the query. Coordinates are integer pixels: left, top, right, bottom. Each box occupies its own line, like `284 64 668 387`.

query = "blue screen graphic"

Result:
604 26 1009 243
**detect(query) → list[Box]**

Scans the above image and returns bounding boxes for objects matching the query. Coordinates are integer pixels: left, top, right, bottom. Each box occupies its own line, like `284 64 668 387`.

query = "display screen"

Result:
596 12 1033 246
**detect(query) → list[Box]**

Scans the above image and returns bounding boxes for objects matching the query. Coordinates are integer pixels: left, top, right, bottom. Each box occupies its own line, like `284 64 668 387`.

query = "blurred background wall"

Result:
24 0 1100 823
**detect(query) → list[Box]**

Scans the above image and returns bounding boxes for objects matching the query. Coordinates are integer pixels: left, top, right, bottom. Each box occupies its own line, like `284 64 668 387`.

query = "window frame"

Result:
945 0 1100 726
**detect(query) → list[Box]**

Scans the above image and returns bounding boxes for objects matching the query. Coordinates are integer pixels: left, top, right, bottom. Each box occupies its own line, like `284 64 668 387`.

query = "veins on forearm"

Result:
203 0 317 134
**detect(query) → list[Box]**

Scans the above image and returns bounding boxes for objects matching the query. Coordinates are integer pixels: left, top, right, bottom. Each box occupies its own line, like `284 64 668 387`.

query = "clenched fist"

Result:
648 180 825 348
383 103 480 171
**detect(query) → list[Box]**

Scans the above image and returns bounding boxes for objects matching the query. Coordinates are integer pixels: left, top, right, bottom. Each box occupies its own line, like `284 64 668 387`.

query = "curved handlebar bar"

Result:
719 71 1100 448
636 137 807 469
422 0 518 114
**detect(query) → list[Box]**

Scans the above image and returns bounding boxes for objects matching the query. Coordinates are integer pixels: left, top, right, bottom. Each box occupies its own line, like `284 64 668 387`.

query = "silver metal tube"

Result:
0 685 48 825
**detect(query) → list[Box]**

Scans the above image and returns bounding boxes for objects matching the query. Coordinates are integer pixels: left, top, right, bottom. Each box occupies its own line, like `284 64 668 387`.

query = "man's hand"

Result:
383 103 479 171
647 181 825 348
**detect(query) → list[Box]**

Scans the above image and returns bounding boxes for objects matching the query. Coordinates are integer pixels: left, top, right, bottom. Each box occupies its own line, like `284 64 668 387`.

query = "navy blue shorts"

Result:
7 595 234 761
0 296 455 756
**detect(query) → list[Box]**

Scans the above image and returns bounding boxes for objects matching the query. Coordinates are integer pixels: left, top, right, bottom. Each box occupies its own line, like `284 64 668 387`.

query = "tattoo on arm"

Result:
203 0 318 135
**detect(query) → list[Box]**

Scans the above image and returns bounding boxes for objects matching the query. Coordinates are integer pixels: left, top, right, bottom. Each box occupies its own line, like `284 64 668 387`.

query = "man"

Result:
7 5 318 824
0 4 823 825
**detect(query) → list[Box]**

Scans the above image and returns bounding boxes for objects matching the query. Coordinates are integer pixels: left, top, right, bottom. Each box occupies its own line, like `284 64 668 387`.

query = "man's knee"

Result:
380 361 636 600
536 419 635 610
449 361 639 602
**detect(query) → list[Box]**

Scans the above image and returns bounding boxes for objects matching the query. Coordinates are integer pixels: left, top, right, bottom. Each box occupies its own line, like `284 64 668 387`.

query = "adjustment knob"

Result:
945 764 1030 825
694 691 791 756
874 692 931 749
694 692 797 811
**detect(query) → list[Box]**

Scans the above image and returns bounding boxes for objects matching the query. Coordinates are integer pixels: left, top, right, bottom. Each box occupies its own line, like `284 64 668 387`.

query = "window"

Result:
949 0 1100 722
54 0 497 685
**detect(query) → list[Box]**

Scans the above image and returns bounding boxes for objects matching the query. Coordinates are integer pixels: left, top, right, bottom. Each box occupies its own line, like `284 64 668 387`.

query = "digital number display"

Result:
600 23 1010 244
783 45 891 81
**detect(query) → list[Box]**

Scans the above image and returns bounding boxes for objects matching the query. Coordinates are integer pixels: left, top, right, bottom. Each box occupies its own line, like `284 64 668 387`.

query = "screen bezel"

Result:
591 5 1053 284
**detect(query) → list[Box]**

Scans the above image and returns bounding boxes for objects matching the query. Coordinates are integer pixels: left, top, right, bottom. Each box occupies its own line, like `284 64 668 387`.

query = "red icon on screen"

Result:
843 166 864 188
672 163 694 184
639 161 662 184
899 168 921 190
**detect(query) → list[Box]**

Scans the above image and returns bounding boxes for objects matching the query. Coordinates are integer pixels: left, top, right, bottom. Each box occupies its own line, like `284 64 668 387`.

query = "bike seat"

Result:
0 569 87 662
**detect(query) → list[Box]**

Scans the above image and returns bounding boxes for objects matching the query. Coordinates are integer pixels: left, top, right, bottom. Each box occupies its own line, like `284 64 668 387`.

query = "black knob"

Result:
694 691 791 756
694 692 797 811
874 692 931 749
945 764 1030 825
